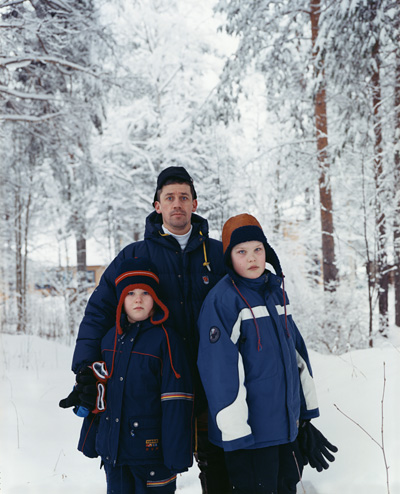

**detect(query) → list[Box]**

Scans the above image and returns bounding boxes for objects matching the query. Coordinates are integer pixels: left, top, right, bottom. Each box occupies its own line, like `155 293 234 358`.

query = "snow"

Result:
1 332 399 494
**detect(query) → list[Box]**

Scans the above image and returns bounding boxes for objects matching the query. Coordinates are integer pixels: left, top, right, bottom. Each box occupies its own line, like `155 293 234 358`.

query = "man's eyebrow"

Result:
165 192 190 196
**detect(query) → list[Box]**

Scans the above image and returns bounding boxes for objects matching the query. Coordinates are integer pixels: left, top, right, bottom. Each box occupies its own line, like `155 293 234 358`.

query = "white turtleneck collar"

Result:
162 225 193 251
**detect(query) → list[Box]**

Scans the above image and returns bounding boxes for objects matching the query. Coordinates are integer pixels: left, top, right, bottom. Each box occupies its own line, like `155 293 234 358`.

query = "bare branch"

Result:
334 403 381 449
381 363 390 494
334 361 391 494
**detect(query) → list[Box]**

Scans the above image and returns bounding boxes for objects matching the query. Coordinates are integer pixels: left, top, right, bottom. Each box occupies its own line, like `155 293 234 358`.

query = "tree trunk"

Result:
394 37 400 327
15 191 24 333
14 181 31 334
76 218 88 332
370 18 388 335
310 0 338 291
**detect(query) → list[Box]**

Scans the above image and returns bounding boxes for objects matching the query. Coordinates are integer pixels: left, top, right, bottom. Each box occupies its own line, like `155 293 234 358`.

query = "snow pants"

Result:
103 463 176 494
223 441 303 494
195 410 231 494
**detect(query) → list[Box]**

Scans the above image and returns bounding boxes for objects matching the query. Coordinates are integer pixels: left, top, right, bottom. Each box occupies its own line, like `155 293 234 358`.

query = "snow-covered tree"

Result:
0 0 108 333
91 0 235 251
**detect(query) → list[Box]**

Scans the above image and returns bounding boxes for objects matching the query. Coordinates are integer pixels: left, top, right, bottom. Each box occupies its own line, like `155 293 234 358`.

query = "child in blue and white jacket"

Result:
197 214 337 494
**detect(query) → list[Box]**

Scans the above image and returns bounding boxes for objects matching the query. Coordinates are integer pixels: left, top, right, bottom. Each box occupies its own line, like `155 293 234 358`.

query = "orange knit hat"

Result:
222 213 283 277
222 214 264 253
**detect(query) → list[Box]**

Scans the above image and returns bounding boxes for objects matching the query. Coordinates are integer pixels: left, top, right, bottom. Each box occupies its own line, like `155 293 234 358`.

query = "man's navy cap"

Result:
153 166 197 205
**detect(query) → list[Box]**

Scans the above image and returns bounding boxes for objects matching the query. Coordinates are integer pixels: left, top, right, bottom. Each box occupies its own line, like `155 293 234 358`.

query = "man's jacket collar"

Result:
144 211 210 240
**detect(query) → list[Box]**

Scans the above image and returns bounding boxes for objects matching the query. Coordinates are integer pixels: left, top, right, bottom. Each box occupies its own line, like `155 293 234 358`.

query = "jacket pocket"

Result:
129 416 162 459
78 413 99 458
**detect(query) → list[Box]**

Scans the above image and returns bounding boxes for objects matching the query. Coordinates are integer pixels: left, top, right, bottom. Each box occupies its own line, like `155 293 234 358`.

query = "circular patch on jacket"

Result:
209 326 220 343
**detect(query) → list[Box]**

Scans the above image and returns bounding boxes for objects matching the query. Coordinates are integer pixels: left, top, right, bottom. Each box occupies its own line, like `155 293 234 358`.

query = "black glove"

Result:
297 421 338 472
59 366 97 412
59 387 81 409
75 367 98 410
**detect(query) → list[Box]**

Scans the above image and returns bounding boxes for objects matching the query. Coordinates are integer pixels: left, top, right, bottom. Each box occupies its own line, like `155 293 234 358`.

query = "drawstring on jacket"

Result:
107 322 182 380
281 274 290 338
231 273 291 349
158 228 211 272
231 279 263 351
199 231 211 271
161 324 181 379
108 327 119 379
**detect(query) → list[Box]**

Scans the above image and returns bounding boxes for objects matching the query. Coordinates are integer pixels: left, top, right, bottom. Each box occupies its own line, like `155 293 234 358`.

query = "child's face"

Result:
231 241 266 279
124 289 155 323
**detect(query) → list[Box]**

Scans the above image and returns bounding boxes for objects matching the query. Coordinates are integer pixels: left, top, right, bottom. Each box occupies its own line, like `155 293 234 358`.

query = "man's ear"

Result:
192 199 198 212
154 201 162 214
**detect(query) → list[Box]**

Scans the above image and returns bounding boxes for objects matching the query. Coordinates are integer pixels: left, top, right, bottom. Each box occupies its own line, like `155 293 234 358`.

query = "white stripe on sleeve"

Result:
275 304 292 316
296 350 319 410
216 353 252 441
230 306 269 344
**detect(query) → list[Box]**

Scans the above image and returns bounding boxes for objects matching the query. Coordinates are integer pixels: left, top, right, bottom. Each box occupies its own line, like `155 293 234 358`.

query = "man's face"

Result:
154 183 198 234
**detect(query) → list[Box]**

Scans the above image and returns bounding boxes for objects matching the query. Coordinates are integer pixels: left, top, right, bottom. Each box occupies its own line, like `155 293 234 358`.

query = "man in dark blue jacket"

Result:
70 166 229 493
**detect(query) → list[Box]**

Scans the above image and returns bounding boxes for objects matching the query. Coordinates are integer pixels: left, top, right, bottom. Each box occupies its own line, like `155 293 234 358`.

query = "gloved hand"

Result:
75 366 98 411
59 387 81 409
59 366 98 414
297 421 338 472
59 362 109 415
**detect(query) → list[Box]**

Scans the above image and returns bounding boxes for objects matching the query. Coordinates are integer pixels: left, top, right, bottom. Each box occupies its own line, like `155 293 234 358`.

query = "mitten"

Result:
297 421 338 472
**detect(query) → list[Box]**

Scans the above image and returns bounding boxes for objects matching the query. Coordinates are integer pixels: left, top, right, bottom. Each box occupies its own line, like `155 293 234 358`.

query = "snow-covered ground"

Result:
1 331 399 494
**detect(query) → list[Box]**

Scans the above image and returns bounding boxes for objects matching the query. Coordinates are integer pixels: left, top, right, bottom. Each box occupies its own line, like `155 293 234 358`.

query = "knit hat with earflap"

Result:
222 213 283 277
115 257 169 334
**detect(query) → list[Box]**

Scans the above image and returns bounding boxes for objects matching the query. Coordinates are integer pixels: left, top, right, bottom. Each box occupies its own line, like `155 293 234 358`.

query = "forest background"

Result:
1 0 400 355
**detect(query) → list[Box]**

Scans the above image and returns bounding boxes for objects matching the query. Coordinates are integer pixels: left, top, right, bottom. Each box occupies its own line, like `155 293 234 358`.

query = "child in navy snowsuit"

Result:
62 257 194 493
197 214 337 494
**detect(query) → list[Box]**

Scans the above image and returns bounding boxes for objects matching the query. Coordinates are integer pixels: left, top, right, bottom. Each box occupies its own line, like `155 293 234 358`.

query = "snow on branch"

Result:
0 55 100 77
0 112 62 122
42 0 72 13
0 1 26 9
0 23 25 28
0 85 56 101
